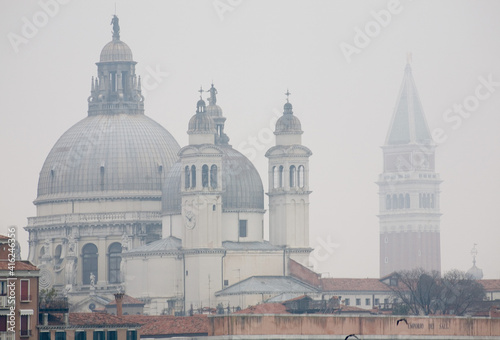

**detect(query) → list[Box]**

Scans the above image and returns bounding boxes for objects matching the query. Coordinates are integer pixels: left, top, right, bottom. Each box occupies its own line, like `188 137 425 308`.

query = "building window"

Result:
93 331 105 340
374 298 380 306
392 194 398 209
20 315 30 336
278 166 284 188
298 165 305 188
224 280 229 286
344 298 350 306
191 165 196 188
202 165 209 188
55 332 66 340
126 330 137 340
431 193 435 208
75 331 86 340
210 165 218 189
184 166 190 189
272 166 278 189
405 193 410 209
365 298 370 306
398 194 404 209
356 298 361 306
108 243 122 284
20 279 30 301
0 280 6 296
384 298 389 305
82 243 98 285
239 220 247 238
40 332 51 340
386 195 391 209
0 315 6 332
289 165 296 187
107 331 117 340
384 257 389 264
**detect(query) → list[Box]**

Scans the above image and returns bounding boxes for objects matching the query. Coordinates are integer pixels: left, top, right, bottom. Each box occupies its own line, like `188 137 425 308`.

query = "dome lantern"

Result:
274 89 303 145
88 15 144 116
188 87 216 145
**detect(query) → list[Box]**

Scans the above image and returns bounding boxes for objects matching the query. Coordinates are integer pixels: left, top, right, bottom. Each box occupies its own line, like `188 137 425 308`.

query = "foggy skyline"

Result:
1 0 500 279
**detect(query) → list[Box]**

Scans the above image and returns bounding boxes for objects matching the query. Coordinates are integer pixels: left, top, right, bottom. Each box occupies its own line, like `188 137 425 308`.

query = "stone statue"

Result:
111 15 120 38
90 272 96 287
67 232 77 256
207 84 218 105
65 258 76 285
121 233 130 251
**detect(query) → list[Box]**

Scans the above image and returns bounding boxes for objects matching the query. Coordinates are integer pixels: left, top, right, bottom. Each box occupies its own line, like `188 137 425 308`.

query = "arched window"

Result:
290 165 296 188
191 165 196 188
210 165 218 189
184 166 190 189
405 193 410 209
202 165 209 188
108 243 122 284
272 166 278 189
398 194 404 209
278 166 284 188
392 194 398 209
82 243 98 285
298 165 305 188
386 195 391 210
431 194 435 208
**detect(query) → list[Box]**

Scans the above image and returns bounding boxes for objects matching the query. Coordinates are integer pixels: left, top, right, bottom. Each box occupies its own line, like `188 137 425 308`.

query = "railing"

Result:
0 332 15 340
27 211 161 227
0 296 7 308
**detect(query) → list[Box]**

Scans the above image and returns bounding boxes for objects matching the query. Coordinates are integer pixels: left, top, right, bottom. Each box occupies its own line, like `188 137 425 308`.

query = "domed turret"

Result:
274 90 303 145
467 244 484 280
188 88 217 145
100 40 133 62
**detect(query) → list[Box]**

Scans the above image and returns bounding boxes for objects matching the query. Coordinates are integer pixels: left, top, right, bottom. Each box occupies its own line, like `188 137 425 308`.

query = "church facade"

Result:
25 17 312 314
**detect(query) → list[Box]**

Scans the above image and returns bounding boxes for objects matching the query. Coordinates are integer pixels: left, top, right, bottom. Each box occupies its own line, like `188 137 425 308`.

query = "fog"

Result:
1 0 500 278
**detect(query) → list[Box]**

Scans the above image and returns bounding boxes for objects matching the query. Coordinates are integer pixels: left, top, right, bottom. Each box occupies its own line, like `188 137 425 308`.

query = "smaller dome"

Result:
275 114 303 135
188 111 216 134
100 40 133 62
206 104 223 118
467 265 483 280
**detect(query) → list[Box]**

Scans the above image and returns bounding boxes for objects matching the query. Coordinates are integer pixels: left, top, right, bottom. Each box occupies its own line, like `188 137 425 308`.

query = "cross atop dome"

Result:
285 89 291 103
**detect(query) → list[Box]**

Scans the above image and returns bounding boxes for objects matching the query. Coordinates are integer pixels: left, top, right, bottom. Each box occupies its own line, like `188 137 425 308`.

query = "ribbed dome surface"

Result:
206 104 223 117
188 112 216 134
162 146 264 214
275 114 302 134
36 114 180 202
100 40 133 62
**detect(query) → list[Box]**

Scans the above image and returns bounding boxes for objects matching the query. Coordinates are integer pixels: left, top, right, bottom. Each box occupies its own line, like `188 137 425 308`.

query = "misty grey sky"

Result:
1 0 500 279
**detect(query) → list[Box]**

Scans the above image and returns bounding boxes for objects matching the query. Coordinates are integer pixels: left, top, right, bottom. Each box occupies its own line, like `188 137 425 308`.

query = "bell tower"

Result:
378 63 442 277
266 91 312 251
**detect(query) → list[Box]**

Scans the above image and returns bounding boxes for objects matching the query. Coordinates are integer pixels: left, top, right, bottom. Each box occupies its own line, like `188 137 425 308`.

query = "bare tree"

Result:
436 269 485 316
390 268 485 316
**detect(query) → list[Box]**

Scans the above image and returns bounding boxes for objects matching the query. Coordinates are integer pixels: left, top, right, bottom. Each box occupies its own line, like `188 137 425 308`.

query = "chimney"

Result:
114 292 125 317
42 313 48 326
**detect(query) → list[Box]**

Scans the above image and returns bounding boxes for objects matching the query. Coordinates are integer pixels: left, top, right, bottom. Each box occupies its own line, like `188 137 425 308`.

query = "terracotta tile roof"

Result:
48 313 141 328
234 303 289 315
338 305 372 313
0 260 39 271
123 315 208 336
480 280 500 291
288 259 322 288
106 294 145 306
321 278 392 292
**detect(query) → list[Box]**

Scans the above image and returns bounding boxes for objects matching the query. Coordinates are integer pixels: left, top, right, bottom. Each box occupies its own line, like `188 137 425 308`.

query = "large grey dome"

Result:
36 114 180 203
162 146 264 214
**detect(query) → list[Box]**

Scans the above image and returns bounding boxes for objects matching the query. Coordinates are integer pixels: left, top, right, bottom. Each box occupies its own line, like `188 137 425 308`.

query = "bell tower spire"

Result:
378 62 442 277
